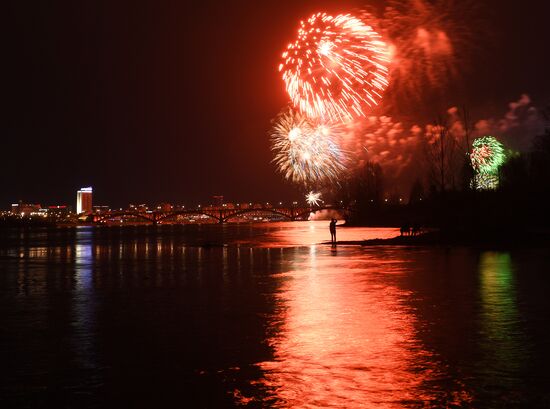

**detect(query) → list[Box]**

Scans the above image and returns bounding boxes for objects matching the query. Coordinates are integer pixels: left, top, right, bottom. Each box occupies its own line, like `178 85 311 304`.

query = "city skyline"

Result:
3 186 335 212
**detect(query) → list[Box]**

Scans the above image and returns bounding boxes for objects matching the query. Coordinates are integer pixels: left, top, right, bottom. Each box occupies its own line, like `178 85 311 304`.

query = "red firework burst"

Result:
279 13 391 122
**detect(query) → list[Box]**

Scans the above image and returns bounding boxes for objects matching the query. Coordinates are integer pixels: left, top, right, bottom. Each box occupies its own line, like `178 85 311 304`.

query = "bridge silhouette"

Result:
95 204 348 224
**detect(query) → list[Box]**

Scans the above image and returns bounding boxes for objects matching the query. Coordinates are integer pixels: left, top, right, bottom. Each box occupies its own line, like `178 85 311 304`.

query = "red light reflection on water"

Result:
253 245 471 408
252 221 400 247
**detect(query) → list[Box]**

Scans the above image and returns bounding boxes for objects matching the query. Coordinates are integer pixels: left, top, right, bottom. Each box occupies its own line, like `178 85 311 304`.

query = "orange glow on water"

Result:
254 246 471 407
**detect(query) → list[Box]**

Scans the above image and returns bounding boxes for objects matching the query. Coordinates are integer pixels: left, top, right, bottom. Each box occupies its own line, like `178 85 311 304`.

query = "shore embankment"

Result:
327 228 550 248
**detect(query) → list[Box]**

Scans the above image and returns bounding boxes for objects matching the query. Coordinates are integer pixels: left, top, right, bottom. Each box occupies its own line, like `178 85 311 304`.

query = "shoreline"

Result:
325 229 550 248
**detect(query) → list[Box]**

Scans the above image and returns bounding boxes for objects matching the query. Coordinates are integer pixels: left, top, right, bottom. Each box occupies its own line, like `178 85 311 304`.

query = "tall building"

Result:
76 187 93 214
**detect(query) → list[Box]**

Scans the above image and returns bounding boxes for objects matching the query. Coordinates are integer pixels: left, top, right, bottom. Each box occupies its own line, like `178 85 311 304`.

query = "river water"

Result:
1 222 549 408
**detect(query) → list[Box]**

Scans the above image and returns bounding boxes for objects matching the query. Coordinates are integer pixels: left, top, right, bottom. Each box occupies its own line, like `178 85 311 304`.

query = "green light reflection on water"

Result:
478 252 525 382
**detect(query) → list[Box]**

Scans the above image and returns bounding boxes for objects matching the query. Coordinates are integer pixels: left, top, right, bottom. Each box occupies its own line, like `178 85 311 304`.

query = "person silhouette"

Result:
329 218 337 243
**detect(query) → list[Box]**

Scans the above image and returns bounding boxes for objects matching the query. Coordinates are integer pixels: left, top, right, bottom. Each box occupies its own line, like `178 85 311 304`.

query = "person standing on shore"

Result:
329 219 337 244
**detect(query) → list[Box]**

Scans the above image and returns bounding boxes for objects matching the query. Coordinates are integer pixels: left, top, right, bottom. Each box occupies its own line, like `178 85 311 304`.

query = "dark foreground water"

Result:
1 222 549 408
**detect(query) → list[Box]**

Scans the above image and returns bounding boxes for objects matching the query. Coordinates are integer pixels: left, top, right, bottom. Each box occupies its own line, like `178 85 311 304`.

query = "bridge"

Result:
94 204 348 225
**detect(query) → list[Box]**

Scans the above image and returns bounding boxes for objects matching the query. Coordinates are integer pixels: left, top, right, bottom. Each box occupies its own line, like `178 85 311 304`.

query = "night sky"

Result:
4 0 550 207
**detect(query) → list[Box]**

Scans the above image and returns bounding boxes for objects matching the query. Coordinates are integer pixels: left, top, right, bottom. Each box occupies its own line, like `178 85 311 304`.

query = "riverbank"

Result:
329 228 550 248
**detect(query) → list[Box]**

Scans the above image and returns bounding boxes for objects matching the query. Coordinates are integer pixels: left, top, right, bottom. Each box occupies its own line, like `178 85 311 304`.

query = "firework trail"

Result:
270 109 348 185
279 12 391 122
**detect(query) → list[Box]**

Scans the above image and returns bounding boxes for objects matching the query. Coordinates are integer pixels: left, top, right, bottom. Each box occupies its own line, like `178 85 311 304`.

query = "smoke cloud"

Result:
345 94 545 193
473 95 544 151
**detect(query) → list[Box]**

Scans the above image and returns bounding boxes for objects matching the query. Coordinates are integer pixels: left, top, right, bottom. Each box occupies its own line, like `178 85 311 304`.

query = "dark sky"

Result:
3 0 549 207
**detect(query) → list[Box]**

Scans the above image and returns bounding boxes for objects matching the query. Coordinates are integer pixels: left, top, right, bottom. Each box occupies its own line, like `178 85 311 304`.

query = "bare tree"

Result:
460 105 476 190
336 161 384 220
423 116 463 193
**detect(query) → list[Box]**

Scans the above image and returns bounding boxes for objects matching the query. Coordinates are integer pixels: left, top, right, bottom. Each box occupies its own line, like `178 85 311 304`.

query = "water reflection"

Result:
257 247 440 407
1 225 549 408
73 228 97 370
263 222 399 247
477 252 527 400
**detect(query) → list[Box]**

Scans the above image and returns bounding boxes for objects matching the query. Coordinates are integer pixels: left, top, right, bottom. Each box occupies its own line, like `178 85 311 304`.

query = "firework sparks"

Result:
280 12 391 122
365 0 479 108
270 109 348 185
306 191 323 206
470 136 506 175
471 173 499 190
470 136 506 190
